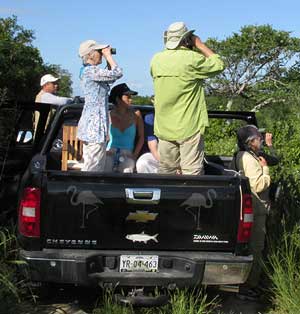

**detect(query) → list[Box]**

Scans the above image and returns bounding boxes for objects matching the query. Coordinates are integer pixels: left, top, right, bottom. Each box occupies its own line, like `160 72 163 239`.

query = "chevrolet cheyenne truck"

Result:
17 102 256 305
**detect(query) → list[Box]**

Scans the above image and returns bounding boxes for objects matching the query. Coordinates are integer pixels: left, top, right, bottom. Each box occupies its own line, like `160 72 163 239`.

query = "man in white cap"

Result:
35 74 72 105
77 39 122 172
34 74 72 135
151 22 225 175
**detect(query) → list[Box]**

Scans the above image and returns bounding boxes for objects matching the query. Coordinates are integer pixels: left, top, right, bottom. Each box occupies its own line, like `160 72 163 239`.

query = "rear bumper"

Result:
20 249 252 288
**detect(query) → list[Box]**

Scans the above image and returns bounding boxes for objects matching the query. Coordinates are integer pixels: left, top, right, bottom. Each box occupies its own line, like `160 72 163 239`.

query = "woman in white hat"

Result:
77 40 123 172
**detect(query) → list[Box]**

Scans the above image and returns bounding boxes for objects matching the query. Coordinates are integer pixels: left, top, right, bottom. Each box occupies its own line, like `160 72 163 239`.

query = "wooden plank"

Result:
61 125 82 171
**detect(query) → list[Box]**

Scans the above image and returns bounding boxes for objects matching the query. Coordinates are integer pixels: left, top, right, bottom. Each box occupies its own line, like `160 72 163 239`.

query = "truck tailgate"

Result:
42 171 241 252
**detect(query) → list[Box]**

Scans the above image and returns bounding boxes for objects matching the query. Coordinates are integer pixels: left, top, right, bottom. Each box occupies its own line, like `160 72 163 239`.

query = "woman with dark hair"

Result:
232 125 271 300
105 83 144 173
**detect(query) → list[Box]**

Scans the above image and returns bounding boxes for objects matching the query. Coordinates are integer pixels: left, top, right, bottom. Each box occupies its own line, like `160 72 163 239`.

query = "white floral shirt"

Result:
77 64 123 143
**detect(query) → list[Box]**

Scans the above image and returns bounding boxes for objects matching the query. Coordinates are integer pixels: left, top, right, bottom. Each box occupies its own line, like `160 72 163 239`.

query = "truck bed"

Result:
42 170 241 252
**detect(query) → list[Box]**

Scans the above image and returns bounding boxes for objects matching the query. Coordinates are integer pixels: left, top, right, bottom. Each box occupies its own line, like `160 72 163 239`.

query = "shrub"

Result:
267 225 300 314
0 226 31 312
92 288 218 314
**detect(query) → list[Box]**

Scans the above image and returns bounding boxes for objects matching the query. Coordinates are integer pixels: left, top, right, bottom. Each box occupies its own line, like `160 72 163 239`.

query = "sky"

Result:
1 0 300 96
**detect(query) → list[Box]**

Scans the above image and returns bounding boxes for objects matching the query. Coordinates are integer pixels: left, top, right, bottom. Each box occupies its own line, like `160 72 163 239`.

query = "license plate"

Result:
119 255 159 272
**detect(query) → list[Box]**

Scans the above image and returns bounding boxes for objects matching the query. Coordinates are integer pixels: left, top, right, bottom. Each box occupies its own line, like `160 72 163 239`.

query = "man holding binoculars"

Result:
151 22 225 175
77 39 123 172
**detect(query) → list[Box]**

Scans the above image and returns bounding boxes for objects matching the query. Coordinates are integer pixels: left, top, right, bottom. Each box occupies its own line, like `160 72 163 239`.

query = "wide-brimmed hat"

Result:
78 39 109 58
40 74 59 86
109 83 138 103
165 21 195 50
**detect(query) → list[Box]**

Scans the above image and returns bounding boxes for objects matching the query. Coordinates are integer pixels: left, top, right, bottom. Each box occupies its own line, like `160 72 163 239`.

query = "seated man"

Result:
34 74 72 135
136 112 159 173
35 74 72 105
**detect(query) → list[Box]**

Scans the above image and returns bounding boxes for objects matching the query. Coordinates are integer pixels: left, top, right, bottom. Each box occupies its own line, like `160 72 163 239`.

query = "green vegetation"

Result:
133 95 153 105
0 15 72 102
92 289 218 314
168 289 218 314
205 24 300 229
0 15 73 163
0 226 31 312
206 24 300 111
93 291 133 314
205 25 300 313
205 117 247 156
267 225 300 314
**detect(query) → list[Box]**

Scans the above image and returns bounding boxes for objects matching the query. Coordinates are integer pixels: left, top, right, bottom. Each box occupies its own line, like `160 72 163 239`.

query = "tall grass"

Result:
0 225 31 312
0 227 21 301
168 288 219 314
93 288 219 314
267 224 300 314
93 291 134 314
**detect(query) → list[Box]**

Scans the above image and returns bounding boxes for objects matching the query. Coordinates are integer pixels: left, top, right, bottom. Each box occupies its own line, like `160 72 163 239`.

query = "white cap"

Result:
78 39 109 58
40 74 59 86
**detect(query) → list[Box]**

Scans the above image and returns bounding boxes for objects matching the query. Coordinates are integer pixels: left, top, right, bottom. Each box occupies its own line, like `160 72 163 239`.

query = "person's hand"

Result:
191 35 214 57
101 46 117 69
176 168 182 175
132 152 139 161
192 35 203 46
259 156 268 167
265 133 273 147
73 96 83 104
101 46 112 59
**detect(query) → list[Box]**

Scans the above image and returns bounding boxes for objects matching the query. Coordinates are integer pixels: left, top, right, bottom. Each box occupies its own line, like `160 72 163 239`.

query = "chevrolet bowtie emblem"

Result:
126 211 158 223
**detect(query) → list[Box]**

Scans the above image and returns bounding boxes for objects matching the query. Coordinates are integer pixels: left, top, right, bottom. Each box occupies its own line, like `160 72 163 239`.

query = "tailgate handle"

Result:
125 188 161 204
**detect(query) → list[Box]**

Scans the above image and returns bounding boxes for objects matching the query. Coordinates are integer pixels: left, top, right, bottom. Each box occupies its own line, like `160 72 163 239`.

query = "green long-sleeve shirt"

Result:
150 48 224 141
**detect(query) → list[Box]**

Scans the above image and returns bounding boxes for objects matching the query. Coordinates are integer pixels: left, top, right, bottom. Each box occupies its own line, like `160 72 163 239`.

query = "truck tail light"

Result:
237 194 253 243
18 187 41 237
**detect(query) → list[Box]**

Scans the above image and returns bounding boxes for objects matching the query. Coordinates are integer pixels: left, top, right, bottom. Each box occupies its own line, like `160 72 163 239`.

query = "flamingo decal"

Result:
67 185 104 228
180 189 217 230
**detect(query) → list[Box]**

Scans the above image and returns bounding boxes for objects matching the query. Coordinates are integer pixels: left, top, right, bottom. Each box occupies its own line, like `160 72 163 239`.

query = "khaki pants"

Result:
158 132 204 175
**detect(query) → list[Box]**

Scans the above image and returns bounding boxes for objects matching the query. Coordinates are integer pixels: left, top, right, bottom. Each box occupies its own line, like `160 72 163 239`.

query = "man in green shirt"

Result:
150 21 225 175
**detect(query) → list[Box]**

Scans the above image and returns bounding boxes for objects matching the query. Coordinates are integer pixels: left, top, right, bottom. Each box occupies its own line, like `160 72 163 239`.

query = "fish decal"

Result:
126 211 158 223
126 232 159 244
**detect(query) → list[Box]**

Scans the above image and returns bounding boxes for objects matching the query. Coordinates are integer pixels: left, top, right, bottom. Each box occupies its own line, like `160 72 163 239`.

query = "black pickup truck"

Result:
16 103 256 304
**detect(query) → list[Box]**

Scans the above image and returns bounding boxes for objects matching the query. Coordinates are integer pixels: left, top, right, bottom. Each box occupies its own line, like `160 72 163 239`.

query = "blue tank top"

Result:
107 123 136 151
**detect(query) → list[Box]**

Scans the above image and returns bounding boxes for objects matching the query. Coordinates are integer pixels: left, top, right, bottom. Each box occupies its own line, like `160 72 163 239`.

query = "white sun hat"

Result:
165 21 195 50
78 39 109 58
